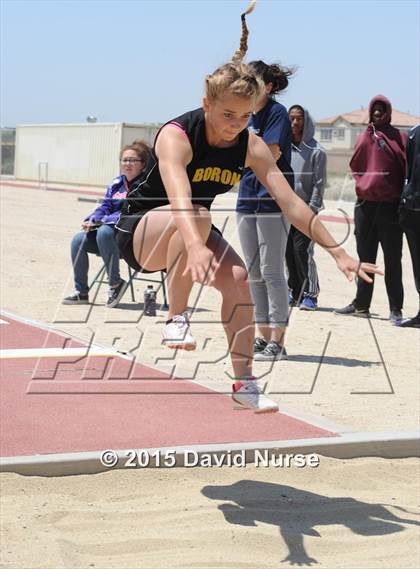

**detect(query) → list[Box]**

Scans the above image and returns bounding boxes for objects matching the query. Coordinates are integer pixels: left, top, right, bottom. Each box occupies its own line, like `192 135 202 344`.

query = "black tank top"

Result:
117 108 249 232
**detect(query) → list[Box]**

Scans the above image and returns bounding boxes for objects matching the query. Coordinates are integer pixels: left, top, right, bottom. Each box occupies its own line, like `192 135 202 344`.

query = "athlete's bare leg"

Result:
132 205 212 318
206 230 254 379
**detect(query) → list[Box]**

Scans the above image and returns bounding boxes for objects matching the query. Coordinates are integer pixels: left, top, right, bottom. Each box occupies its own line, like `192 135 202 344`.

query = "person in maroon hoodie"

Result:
335 95 407 322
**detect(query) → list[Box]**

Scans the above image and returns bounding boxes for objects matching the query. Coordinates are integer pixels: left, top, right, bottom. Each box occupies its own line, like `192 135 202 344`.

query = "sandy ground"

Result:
1 181 419 568
1 459 419 569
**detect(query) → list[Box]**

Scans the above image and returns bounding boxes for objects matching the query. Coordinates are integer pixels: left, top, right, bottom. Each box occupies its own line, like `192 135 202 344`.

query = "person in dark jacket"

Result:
63 140 149 308
286 104 327 311
398 124 420 328
335 95 407 322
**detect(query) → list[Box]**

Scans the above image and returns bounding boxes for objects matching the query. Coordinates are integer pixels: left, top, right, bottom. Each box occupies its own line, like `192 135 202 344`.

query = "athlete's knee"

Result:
233 265 249 288
218 264 250 296
232 267 252 307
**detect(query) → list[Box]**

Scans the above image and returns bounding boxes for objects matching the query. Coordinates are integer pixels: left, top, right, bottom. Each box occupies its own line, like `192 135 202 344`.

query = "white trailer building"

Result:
14 122 160 187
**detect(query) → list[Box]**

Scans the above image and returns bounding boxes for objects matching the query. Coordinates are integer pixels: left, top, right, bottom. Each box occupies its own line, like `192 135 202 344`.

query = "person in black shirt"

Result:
117 1 382 413
398 124 420 328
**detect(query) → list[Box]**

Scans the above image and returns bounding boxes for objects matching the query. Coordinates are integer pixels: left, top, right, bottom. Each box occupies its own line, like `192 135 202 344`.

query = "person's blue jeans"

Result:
71 224 121 294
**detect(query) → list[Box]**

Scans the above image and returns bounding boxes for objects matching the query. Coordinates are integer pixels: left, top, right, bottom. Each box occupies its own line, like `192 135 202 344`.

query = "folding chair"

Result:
127 268 168 308
89 261 168 308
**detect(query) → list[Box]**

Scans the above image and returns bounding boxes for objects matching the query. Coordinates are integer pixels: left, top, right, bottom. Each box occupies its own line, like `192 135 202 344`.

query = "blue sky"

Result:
1 0 419 127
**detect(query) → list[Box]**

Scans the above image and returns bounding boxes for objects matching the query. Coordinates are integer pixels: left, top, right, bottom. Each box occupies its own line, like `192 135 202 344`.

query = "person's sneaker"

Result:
253 337 268 354
254 341 288 361
232 379 279 413
389 309 403 324
106 279 128 308
334 303 370 316
398 314 420 328
161 312 196 350
62 291 89 305
299 297 317 311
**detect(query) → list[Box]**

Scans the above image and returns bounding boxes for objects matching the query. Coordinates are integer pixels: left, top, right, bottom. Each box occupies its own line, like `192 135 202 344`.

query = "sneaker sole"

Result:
254 354 288 361
161 340 196 351
255 406 279 414
232 400 279 413
299 306 317 311
62 300 90 305
334 311 369 317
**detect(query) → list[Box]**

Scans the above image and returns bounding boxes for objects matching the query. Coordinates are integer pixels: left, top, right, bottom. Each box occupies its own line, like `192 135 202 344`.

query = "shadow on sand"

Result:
202 480 419 566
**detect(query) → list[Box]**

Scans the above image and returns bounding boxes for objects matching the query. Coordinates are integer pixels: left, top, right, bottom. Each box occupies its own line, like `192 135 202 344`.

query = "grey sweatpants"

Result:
237 212 290 328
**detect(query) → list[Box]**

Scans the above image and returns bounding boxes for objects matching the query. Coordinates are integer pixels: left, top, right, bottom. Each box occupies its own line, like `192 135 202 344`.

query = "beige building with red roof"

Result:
314 108 419 174
315 108 419 152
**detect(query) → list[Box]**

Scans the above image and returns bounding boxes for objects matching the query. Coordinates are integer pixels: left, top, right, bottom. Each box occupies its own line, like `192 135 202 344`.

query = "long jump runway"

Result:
1 312 416 475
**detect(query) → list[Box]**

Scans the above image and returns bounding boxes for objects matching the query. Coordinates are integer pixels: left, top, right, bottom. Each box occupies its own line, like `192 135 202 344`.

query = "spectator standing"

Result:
236 60 294 362
398 124 420 328
335 95 406 322
286 105 326 310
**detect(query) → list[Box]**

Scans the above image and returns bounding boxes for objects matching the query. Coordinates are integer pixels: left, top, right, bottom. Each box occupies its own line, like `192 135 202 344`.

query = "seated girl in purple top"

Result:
63 140 149 308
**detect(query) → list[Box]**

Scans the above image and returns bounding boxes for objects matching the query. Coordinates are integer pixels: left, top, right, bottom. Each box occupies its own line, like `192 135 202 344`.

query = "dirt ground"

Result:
1 182 419 568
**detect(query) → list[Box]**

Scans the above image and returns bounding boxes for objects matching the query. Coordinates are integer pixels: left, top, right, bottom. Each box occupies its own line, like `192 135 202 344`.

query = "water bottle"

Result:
144 285 157 316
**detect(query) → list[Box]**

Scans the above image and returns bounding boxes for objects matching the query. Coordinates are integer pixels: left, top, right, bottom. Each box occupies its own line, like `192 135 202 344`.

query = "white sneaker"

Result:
232 379 279 414
161 313 196 350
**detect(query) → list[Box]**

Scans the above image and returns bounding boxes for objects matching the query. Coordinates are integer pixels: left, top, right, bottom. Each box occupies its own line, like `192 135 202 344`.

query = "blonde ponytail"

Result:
232 0 256 64
205 1 263 104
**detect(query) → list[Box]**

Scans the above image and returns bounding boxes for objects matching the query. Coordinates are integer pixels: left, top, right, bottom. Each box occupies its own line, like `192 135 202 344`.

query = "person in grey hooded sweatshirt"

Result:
286 105 327 310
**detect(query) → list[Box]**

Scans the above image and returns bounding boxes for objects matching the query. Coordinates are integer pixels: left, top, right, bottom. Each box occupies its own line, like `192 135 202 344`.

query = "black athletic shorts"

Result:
116 211 223 273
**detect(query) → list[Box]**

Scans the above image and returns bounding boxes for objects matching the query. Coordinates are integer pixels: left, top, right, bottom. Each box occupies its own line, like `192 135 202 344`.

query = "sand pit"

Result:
1 458 419 569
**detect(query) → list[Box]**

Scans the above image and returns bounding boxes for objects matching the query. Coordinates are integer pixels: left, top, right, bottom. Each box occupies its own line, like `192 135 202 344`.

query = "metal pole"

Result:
38 161 48 190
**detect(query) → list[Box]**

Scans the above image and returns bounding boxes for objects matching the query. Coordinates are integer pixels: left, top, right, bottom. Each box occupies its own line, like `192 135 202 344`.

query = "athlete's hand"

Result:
183 243 220 285
336 252 383 283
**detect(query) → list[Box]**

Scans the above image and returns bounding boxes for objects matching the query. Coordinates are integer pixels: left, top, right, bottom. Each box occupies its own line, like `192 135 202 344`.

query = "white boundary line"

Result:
0 310 141 365
0 347 119 359
0 309 169 368
1 431 419 476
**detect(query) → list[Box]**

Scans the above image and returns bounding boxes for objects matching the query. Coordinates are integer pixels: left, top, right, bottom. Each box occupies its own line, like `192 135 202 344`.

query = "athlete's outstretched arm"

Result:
155 126 220 283
246 133 382 282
